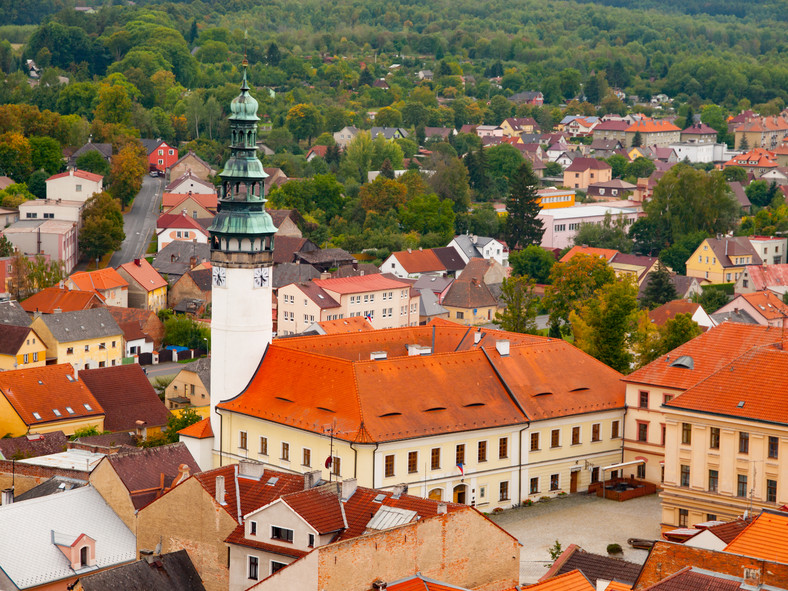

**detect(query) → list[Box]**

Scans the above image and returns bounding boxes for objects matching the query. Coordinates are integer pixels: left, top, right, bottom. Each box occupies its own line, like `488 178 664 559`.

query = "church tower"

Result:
209 61 276 444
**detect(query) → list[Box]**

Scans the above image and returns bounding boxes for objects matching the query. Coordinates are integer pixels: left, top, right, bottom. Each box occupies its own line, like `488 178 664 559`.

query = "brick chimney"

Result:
215 475 226 505
174 464 191 486
340 478 357 501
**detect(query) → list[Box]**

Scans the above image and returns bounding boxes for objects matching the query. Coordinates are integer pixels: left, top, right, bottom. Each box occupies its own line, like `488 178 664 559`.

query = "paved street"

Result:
109 174 163 267
143 360 185 379
490 493 662 585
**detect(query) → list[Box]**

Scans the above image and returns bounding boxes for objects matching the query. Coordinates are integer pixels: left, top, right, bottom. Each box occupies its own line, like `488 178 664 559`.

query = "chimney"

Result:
370 351 387 361
189 256 197 269
496 340 510 357
743 567 761 587
1 488 13 506
215 475 226 505
238 460 264 479
372 580 387 590
303 470 322 490
437 502 447 515
474 330 482 345
320 271 331 280
340 478 357 501
134 258 141 266
174 464 190 486
391 483 408 499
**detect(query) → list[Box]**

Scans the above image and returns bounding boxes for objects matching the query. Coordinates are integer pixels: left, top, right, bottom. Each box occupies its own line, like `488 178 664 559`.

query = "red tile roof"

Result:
391 249 445 273
725 148 778 169
178 416 213 439
67 268 128 294
564 157 612 172
294 282 340 309
595 120 630 131
648 300 702 327
314 274 410 295
441 278 498 308
560 246 618 264
21 287 104 314
317 316 374 334
624 323 784 390
639 567 740 591
161 192 218 211
156 212 210 234
742 264 788 291
119 259 168 291
524 570 595 591
79 364 169 432
626 118 681 133
736 291 788 321
281 486 346 534
46 169 103 183
681 123 718 135
724 511 788 563
388 574 472 591
0 363 103 427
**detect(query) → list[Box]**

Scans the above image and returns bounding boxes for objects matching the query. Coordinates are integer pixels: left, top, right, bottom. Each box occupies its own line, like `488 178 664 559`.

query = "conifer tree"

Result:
379 158 395 179
631 130 642 147
640 262 677 309
503 161 543 249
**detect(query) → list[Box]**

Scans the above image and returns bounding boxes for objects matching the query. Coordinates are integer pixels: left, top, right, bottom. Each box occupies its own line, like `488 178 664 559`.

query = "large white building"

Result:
538 203 642 250
45 169 103 202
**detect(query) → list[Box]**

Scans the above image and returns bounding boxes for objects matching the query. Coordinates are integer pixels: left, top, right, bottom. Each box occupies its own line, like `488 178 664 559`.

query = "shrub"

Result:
607 543 623 554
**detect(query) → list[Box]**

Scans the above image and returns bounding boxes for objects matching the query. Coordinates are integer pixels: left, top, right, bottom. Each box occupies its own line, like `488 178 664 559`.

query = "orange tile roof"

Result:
119 258 168 291
725 148 778 168
626 118 681 133
391 249 444 273
317 316 374 334
604 582 631 591
624 323 784 390
220 324 624 442
666 345 788 424
724 511 788 563
559 246 618 264
314 274 410 295
178 416 213 439
648 300 701 327
67 268 128 294
161 192 218 211
388 574 471 590
0 363 103 427
21 287 104 313
156 212 210 233
738 291 788 321
524 570 595 591
46 169 103 183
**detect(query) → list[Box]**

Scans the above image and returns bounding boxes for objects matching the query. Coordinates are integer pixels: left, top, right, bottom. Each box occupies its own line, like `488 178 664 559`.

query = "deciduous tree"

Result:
573 212 633 252
79 192 125 261
510 245 555 284
495 276 540 334
286 103 323 146
544 253 616 330
109 143 147 207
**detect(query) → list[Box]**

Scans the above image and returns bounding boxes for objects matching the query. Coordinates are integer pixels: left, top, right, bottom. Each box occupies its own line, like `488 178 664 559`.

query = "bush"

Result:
607 543 623 554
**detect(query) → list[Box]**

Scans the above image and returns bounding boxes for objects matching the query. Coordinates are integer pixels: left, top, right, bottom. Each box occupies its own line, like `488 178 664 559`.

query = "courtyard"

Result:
490 492 662 584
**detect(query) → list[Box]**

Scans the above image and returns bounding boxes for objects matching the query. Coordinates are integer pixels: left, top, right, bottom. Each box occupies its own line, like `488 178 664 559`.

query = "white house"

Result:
538 204 642 250
165 171 216 195
18 199 85 227
45 169 103 203
156 212 210 251
333 126 359 149
448 235 509 267
669 142 738 164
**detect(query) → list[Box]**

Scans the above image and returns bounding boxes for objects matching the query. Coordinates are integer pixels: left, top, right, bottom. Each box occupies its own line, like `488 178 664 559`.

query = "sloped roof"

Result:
177 416 213 439
594 120 630 131
166 171 215 192
317 316 374 334
0 486 136 589
441 278 498 308
727 181 751 209
331 263 381 279
560 246 618 263
736 290 788 320
742 263 788 291
704 237 762 267
648 300 702 327
433 246 467 272
681 123 718 135
391 249 443 273
161 192 218 211
526 569 595 591
565 157 612 172
624 323 784 390
68 268 128 294
295 282 340 309
22 287 104 314
178 357 211 394
184 268 212 293
413 274 453 293
710 309 758 325
273 262 320 288
388 574 472 591
419 288 449 317
119 259 168 291
639 567 740 591
0 301 30 326
314 274 410 295
295 248 355 267
626 118 680 133
46 169 103 183
0 431 68 461
35 308 121 343
542 544 641 587
724 511 788 562
171 149 214 172
703 517 753 544
152 242 210 277
272 236 313 264
75 549 206 591
281 485 346 534
156 212 210 234
0 325 34 356
79 364 169 432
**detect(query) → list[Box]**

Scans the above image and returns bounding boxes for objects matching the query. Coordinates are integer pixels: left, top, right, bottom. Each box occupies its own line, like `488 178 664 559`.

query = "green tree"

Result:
495 276 540 334
94 84 132 126
640 262 678 309
163 315 211 349
573 212 633 252
607 154 629 179
570 277 644 373
486 144 524 182
286 103 323 146
375 106 402 128
638 313 702 366
75 151 111 179
624 157 655 180
26 170 48 199
79 192 125 261
693 287 729 313
544 161 563 177
509 245 555 284
426 153 471 213
28 254 64 292
503 162 543 250
544 253 617 329
29 137 63 175
399 193 455 243
140 407 202 446
722 166 748 182
745 180 773 208
0 235 13 258
631 130 642 147
658 231 707 275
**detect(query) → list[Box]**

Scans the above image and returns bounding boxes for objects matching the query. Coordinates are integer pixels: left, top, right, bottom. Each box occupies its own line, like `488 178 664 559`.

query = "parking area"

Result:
489 493 662 584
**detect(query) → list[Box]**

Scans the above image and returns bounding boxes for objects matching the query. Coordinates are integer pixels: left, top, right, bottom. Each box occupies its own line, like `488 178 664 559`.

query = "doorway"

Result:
570 470 579 493
453 484 467 504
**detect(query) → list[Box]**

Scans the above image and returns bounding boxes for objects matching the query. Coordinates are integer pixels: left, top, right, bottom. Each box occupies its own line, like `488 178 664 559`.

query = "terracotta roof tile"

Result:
21 287 104 313
178 416 213 439
441 278 498 308
314 274 410 295
161 192 218 211
737 291 788 320
648 300 702 326
626 119 681 133
388 574 472 591
560 246 618 263
119 259 168 291
295 282 340 309
724 511 788 562
272 236 311 264
317 316 374 334
640 567 741 591
0 431 69 460
391 249 444 273
224 526 309 558
542 544 641 586
565 157 613 173
742 264 788 290
67 268 128 293
46 169 103 183
0 363 103 427
156 212 210 235
282 485 346 534
79 364 169 432
525 570 595 591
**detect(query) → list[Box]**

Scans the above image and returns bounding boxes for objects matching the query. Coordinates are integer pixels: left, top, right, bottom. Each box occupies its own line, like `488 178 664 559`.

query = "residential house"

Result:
413 274 453 301
417 288 450 325
500 117 539 137
539 544 641 589
68 140 112 168
441 277 499 325
0 363 104 437
621 323 785 485
19 199 84 227
0 206 18 227
538 204 641 250
45 169 103 202
2 219 79 273
156 212 210 251
559 246 618 265
747 235 787 265
648 300 716 331
685 236 762 284
118 259 168 312
680 123 718 144
370 127 409 140
509 90 543 105
680 517 753 550
272 236 319 265
71 549 206 591
238 488 519 591
423 127 454 141
586 179 636 201
165 357 211 410
293 248 356 272
457 257 507 286
106 306 165 350
564 117 599 137
271 263 321 334
66 268 128 307
624 118 681 148
166 171 216 195
736 263 788 294
330 262 379 278
417 70 433 81
537 188 576 210
588 138 624 156
0 487 136 591
562 158 613 190
333 126 359 149
31 308 123 370
0 300 30 326
636 145 679 164
168 268 212 314
89 443 200 531
669 141 735 164
161 192 218 217
80 364 169 439
115 319 154 358
608 252 663 286
142 139 178 173
732 115 788 150
709 308 759 326
21 287 105 315
592 120 630 145
448 235 509 267
474 125 503 139
169 151 215 182
661 345 788 528
268 209 303 238
372 78 389 90
211 322 626 510
724 148 779 176
714 291 788 327
152 241 211 284
277 274 419 334
527 570 594 591
381 246 466 279
0 324 47 370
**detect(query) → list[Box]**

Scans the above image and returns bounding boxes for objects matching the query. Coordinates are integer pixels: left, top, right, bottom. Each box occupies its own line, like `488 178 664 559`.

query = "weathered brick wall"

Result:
0 460 88 496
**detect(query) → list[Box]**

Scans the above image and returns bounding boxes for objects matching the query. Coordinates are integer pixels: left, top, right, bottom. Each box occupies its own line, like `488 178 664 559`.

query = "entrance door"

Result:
570 470 578 493
453 484 467 504
428 488 443 501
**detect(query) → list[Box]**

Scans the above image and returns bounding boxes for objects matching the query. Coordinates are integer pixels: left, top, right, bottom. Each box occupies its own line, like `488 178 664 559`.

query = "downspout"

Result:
215 406 223 467
455 326 473 351
371 442 379 489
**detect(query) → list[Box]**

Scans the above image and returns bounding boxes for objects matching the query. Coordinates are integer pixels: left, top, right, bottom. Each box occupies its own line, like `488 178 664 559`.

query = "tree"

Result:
544 161 563 177
29 136 63 175
286 103 323 146
109 143 147 207
607 154 628 179
94 84 132 126
0 235 13 258
399 193 455 243
359 176 407 213
375 106 402 128
358 66 374 88
722 166 747 183
28 254 64 292
637 313 702 366
745 180 773 208
495 276 540 334
623 157 655 181
75 151 111 178
658 231 707 275
26 170 48 199
573 212 633 252
570 277 644 373
163 315 211 349
543 253 616 329
7 250 31 300
79 192 125 261
485 144 524 182
640 262 678 309
0 132 33 182
631 130 642 147
140 407 202 447
379 158 395 180
509 245 555 284
503 162 543 249
266 42 281 66
426 153 471 213
693 287 729 313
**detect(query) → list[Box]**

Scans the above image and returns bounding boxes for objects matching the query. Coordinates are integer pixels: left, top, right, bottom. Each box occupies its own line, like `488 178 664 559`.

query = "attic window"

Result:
317 407 335 413
38 380 43 385
380 412 402 417
32 412 41 420
569 387 589 392
737 401 745 408
275 397 294 403
66 375 76 382
53 409 61 417
266 477 279 486
66 407 74 414
534 391 553 396
83 403 93 411
670 355 694 369
463 403 485 407
373 494 386 503
424 407 447 412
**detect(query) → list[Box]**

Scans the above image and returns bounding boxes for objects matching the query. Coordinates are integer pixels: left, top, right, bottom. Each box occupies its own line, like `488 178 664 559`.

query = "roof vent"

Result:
370 351 388 361
265 477 279 487
373 493 386 503
495 340 510 357
424 407 446 412
737 400 745 408
534 391 553 396
669 355 694 369
569 387 589 392
474 330 482 345
380 412 402 417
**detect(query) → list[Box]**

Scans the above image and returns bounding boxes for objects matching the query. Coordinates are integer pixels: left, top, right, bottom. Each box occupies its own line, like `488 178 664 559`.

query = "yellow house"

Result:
440 277 499 326
166 357 211 410
685 237 761 284
0 363 104 437
118 258 169 312
499 117 539 137
0 325 47 370
203 322 626 510
31 308 124 370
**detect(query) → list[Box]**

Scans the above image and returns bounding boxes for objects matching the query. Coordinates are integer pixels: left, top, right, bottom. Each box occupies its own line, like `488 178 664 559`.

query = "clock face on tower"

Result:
212 266 226 287
253 266 270 288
